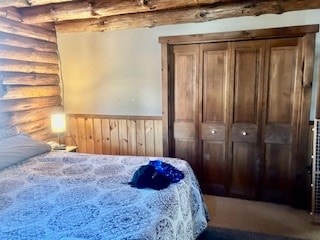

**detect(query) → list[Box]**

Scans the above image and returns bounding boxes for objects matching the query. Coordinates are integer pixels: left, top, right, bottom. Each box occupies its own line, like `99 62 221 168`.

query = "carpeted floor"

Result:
197 226 305 240
203 195 320 239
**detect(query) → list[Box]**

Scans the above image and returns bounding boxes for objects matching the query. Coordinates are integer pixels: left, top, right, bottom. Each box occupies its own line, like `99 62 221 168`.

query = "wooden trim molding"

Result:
159 24 319 44
67 113 162 121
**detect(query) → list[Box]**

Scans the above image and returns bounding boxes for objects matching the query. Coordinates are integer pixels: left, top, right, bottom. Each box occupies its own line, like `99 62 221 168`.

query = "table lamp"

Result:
51 113 66 150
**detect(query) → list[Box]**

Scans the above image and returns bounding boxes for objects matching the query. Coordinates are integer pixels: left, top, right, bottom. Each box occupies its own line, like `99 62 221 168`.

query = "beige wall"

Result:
57 9 320 119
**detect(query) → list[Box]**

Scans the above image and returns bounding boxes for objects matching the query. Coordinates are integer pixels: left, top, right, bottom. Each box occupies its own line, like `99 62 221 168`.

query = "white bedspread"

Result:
0 152 208 240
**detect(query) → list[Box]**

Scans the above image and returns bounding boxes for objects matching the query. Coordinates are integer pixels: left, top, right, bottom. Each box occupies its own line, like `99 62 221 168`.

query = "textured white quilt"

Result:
0 152 208 240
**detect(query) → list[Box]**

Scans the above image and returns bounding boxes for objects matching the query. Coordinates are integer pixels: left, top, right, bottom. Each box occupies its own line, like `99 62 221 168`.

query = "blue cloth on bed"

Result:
129 160 184 190
149 160 184 183
129 164 171 190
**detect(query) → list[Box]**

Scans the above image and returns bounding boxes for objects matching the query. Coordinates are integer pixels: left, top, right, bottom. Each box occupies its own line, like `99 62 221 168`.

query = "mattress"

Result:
0 152 208 240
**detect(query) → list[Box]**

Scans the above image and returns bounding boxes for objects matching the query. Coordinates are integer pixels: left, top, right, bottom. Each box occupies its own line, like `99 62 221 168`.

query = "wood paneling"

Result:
66 114 163 157
93 118 103 154
0 12 62 141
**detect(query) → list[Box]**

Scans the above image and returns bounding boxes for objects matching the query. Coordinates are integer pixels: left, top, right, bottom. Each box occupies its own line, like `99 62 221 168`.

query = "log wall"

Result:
0 7 62 141
66 114 163 157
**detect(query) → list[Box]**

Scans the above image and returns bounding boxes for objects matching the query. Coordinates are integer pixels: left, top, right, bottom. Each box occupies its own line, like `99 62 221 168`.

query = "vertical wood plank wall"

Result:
66 114 163 157
0 7 62 141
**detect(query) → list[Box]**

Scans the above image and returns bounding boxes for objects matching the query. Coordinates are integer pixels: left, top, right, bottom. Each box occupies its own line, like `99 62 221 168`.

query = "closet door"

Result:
171 44 200 175
200 42 230 194
261 38 302 203
229 40 265 199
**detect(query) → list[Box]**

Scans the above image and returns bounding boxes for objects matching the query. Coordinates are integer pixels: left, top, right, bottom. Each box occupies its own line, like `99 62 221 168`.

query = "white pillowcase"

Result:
0 134 51 170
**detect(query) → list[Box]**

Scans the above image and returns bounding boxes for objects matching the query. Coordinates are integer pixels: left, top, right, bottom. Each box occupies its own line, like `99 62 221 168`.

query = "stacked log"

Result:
0 7 62 141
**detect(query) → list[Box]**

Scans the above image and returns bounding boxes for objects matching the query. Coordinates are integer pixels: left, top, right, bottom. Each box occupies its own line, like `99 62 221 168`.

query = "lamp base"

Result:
53 144 66 150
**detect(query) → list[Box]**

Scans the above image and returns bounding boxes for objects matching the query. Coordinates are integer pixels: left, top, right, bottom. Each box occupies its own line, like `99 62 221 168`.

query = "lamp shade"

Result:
51 113 66 133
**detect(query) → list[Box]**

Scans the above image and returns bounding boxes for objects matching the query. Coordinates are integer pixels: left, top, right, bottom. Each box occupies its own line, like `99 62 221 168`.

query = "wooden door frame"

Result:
159 25 318 45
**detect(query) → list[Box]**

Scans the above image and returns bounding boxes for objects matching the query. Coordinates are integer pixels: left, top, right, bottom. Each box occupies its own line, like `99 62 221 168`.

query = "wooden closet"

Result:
159 25 318 204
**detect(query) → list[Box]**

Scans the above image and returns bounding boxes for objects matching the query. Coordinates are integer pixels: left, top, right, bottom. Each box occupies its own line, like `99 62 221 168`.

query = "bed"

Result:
0 131 209 240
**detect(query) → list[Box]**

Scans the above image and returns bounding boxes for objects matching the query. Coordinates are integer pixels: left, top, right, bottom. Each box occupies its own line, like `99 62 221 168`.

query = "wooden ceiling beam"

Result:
55 0 320 33
0 0 77 8
20 0 234 24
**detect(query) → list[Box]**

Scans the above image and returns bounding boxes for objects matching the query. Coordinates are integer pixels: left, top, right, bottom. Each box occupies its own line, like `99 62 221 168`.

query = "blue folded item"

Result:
149 160 184 183
129 164 170 190
129 160 184 190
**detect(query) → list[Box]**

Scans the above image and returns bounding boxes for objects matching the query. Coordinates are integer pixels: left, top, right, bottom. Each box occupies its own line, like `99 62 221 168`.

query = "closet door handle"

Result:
241 131 247 136
211 130 217 134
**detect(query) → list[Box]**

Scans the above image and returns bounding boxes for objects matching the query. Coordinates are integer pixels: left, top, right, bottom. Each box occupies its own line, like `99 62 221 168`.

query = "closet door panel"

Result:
172 44 200 174
231 143 257 198
203 141 226 194
175 139 198 170
202 43 228 123
266 40 299 124
263 144 292 202
262 38 301 202
173 45 199 122
230 40 265 198
233 49 260 123
200 43 229 194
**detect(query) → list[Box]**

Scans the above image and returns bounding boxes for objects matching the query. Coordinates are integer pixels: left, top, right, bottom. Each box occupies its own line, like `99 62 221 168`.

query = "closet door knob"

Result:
211 130 216 134
241 131 247 136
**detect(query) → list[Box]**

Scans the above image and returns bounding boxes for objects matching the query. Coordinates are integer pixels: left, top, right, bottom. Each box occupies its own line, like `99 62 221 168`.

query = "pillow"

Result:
0 134 51 170
0 126 19 139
